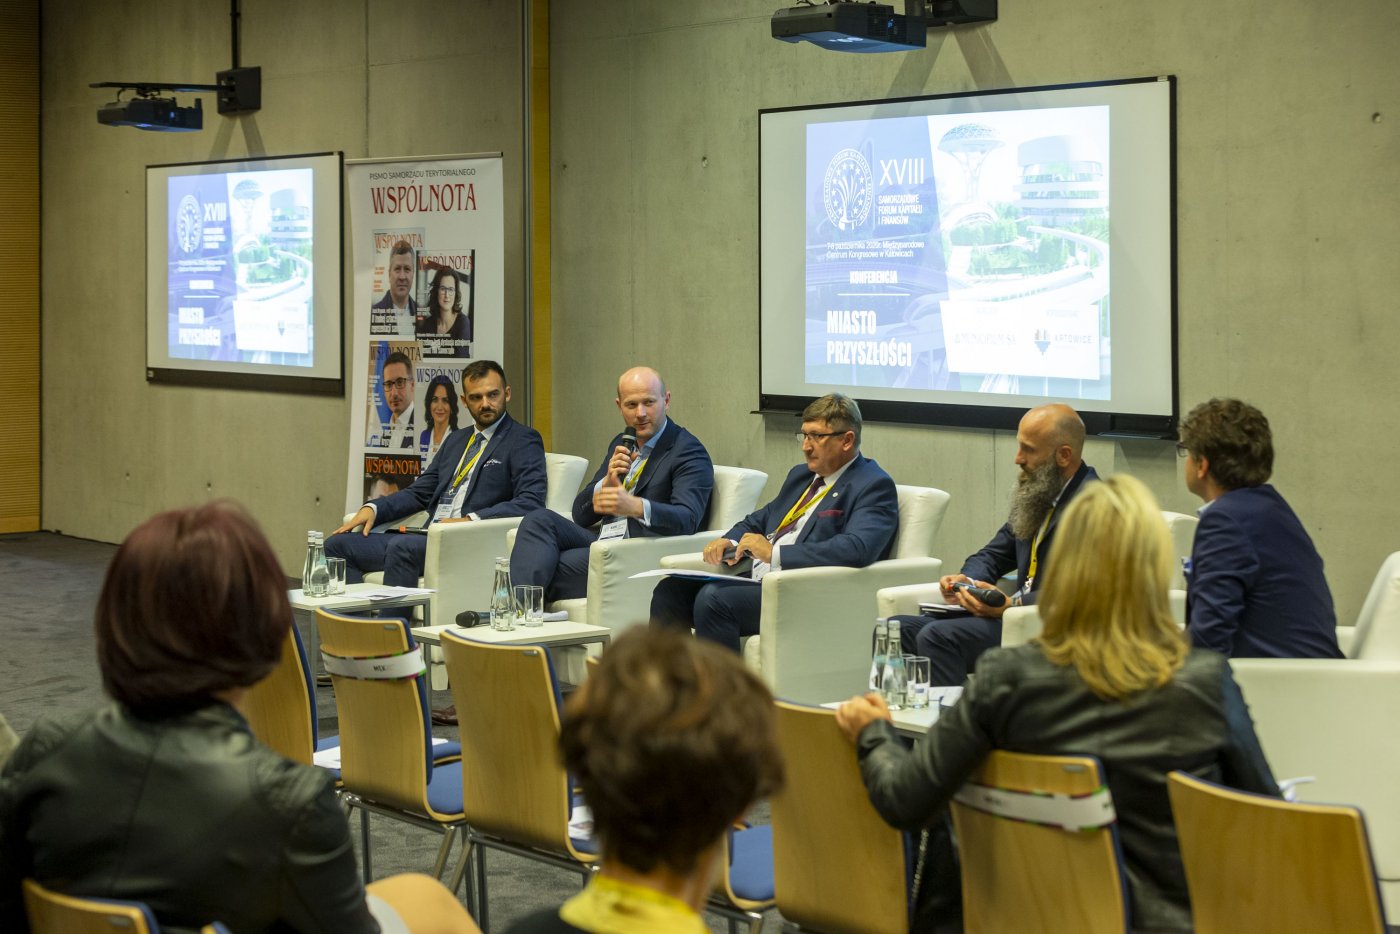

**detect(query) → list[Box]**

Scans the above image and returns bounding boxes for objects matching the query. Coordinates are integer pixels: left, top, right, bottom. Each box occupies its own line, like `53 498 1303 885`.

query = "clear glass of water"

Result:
519 584 545 628
327 558 347 595
906 656 931 709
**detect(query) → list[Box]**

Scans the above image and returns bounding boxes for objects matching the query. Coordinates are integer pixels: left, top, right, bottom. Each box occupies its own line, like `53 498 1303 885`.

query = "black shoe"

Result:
430 705 458 726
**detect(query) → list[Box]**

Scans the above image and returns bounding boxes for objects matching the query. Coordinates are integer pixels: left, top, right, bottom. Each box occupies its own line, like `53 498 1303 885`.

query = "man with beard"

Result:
899 403 1098 685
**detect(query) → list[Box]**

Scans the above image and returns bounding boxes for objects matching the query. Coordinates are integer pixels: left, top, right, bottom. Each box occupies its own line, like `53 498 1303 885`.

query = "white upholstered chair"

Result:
1337 551 1400 659
665 484 952 704
1228 658 1400 920
1162 510 1198 590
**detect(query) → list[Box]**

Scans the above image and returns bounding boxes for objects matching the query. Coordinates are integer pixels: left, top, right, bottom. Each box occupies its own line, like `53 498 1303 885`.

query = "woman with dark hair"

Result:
838 475 1281 933
0 502 477 933
507 627 785 934
416 266 472 355
419 374 460 469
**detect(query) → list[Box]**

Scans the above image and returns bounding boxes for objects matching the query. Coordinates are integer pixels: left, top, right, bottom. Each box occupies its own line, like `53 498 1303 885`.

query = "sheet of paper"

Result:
628 568 759 584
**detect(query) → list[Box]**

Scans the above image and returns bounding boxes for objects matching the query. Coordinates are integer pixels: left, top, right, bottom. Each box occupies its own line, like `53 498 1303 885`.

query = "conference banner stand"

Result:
344 154 504 513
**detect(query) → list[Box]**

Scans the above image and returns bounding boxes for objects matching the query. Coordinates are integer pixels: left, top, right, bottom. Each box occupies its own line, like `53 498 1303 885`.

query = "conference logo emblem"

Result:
823 148 873 232
176 194 203 254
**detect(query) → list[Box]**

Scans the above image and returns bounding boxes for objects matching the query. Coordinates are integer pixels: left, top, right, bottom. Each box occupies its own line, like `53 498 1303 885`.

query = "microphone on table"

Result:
455 609 494 627
950 581 1008 608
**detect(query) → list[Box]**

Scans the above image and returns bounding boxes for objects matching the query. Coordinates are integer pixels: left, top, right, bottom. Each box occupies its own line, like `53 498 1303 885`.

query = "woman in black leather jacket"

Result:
838 474 1280 933
0 502 475 933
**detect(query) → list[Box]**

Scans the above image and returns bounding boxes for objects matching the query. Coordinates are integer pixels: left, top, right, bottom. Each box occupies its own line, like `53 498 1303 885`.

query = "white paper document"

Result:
628 568 760 584
365 587 436 600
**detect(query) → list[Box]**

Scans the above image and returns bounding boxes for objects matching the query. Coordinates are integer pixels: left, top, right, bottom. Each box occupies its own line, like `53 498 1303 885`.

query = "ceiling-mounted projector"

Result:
97 96 204 132
772 3 925 53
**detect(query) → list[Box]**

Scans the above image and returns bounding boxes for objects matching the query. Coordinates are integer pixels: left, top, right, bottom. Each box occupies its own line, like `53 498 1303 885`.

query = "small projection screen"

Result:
759 76 1176 436
146 151 344 393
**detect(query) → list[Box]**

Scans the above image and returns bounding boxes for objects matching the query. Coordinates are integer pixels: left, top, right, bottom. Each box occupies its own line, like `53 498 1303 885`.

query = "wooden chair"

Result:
242 624 323 766
950 751 1126 934
21 879 229 933
1167 770 1387 933
439 632 597 930
317 608 466 882
770 701 910 934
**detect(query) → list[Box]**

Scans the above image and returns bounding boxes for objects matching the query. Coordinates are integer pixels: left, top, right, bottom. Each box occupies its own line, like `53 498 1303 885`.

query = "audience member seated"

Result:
837 475 1280 934
328 359 547 586
505 627 784 934
650 392 898 652
0 502 476 934
895 403 1098 685
511 366 713 602
1178 397 1342 658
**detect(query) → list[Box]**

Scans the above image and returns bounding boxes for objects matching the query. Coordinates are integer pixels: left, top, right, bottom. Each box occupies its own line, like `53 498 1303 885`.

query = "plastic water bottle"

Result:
302 531 318 593
869 618 889 692
881 619 908 710
307 532 330 597
490 557 515 631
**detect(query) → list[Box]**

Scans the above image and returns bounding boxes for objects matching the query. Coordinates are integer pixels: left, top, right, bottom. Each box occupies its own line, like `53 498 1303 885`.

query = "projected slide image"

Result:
805 105 1110 399
166 167 315 366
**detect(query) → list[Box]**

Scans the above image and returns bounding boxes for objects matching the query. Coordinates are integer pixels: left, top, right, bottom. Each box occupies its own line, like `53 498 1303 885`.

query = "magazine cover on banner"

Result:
345 155 504 513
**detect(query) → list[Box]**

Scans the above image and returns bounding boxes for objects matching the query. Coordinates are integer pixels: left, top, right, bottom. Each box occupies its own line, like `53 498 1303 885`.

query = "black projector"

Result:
97 96 203 132
772 3 926 53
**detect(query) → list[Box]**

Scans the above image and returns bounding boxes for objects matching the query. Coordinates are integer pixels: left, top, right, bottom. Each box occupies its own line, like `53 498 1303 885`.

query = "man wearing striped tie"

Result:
326 359 547 587
649 393 899 652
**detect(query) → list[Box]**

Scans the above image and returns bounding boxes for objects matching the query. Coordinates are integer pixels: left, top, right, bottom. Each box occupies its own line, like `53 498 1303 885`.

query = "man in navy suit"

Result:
327 359 547 587
1179 398 1341 658
900 404 1098 684
511 367 714 602
650 393 899 652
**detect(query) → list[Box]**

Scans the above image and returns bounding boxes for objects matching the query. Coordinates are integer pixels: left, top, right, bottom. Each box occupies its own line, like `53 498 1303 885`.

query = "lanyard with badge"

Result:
599 454 650 540
433 433 485 522
1023 505 1055 594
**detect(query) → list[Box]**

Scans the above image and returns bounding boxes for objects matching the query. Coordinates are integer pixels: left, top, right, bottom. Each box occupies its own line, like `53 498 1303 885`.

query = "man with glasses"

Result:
373 351 417 450
650 393 898 651
510 366 714 603
898 403 1097 684
1178 398 1341 658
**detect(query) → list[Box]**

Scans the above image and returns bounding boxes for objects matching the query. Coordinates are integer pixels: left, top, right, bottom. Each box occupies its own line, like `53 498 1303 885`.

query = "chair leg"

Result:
729 919 739 934
360 807 372 881
745 912 763 934
459 840 478 920
430 825 459 880
476 844 490 933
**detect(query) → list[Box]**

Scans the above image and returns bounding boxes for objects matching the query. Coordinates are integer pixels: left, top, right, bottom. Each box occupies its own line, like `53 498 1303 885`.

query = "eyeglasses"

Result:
383 377 412 391
1175 443 1190 458
795 430 847 444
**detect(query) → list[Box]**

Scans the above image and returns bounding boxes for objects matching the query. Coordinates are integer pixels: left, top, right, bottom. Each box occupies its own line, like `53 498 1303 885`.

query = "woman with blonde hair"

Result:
838 474 1280 933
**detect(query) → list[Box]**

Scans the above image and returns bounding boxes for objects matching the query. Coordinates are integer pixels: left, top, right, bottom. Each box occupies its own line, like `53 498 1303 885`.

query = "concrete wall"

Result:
40 0 527 569
549 0 1400 624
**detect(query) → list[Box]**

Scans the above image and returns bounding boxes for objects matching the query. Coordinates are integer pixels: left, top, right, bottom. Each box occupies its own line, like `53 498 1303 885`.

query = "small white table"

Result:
412 619 611 651
288 583 435 628
823 686 962 739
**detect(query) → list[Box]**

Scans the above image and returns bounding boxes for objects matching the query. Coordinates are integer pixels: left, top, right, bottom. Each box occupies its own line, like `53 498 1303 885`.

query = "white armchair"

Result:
1337 551 1400 658
506 464 769 631
1229 658 1400 919
1162 511 1198 590
665 484 952 705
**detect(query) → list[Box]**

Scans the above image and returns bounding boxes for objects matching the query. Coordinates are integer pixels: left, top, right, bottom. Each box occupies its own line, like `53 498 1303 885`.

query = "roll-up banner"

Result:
344 154 504 513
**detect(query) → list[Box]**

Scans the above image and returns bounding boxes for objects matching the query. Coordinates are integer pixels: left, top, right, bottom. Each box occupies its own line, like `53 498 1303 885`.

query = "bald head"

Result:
616 366 670 443
1016 404 1085 480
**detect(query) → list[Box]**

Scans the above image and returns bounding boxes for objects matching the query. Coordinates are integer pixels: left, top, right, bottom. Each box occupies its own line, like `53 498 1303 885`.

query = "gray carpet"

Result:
0 532 781 932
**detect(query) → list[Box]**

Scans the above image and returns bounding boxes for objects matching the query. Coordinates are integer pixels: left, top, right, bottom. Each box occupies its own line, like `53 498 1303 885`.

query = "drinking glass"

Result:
327 558 347 595
905 656 931 709
519 584 545 628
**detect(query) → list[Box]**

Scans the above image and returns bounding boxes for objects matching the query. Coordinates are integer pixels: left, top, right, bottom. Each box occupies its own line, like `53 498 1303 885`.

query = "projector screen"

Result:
759 77 1176 436
146 152 344 393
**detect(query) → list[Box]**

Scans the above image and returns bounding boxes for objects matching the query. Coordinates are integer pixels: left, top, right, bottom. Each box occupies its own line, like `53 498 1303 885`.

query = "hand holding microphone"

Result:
949 580 1008 608
605 427 639 486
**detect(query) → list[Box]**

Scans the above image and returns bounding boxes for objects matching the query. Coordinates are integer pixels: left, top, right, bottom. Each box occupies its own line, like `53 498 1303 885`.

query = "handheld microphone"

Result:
455 609 494 627
619 427 639 455
951 581 1008 608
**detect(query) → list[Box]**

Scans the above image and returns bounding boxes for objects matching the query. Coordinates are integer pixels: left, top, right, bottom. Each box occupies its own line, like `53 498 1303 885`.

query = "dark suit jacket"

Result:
374 412 546 522
961 461 1098 603
727 455 898 569
572 421 713 538
856 646 1279 933
1187 484 1342 658
371 291 417 313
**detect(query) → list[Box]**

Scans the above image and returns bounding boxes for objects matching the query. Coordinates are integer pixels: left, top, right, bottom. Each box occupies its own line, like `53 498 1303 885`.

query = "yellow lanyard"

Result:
449 434 485 493
775 478 830 534
1026 504 1056 583
623 457 649 492
560 875 707 934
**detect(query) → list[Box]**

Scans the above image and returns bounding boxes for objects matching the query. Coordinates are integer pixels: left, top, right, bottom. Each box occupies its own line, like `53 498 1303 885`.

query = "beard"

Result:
1008 459 1063 540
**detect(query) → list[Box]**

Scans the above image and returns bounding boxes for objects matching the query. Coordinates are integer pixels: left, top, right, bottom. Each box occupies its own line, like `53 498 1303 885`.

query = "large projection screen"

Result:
760 77 1176 436
146 152 344 394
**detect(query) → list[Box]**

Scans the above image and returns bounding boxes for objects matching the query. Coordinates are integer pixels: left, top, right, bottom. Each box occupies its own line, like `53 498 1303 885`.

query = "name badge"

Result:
598 517 628 541
433 504 456 523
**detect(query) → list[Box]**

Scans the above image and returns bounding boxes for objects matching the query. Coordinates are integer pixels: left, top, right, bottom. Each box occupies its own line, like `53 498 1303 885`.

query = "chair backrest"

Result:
439 632 584 858
890 486 951 560
1161 510 1198 590
705 465 768 531
1167 771 1386 933
1350 551 1400 660
770 701 909 934
545 452 589 515
22 878 157 933
316 609 435 813
242 625 316 765
950 750 1127 934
